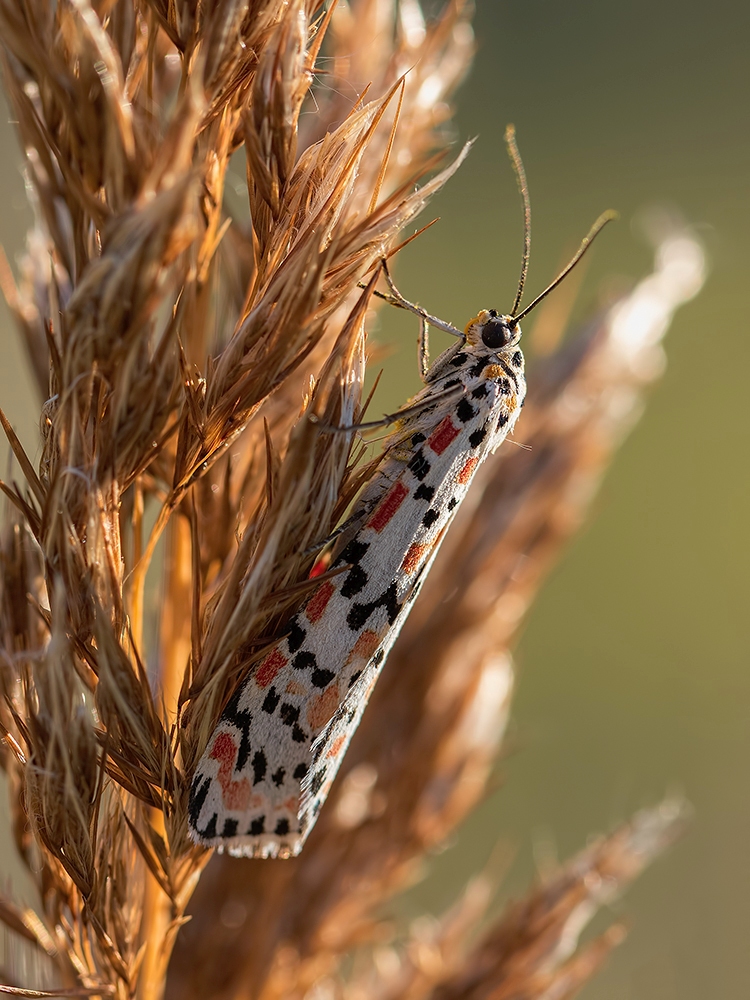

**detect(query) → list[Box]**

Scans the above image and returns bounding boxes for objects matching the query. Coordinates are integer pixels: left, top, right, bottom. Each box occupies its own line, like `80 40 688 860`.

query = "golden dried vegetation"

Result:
0 2 700 999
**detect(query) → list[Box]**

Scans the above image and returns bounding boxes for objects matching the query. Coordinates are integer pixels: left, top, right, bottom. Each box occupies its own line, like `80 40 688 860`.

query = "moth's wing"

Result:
188 637 319 859
298 661 380 837
188 364 509 857
188 576 398 858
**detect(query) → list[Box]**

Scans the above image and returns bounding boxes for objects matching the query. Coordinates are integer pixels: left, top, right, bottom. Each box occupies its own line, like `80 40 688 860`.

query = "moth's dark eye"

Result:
481 318 512 350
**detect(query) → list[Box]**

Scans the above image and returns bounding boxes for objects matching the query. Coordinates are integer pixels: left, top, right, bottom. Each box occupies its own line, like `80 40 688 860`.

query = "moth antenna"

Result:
505 124 531 318
510 209 618 326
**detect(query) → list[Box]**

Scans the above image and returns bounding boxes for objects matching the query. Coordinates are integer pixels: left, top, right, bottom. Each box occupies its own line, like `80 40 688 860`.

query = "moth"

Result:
188 128 613 858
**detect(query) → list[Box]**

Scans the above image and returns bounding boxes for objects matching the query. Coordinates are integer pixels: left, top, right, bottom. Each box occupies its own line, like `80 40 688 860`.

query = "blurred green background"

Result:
375 3 749 999
0 0 747 996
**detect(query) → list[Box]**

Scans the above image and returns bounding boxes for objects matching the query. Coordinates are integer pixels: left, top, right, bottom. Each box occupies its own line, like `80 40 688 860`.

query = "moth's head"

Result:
464 309 521 351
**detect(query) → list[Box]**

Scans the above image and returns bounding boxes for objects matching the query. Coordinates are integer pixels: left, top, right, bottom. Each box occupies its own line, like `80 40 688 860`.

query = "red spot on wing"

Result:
255 648 288 688
210 732 236 766
428 416 460 455
401 542 428 574
368 481 408 533
210 733 251 811
457 457 479 484
305 580 335 623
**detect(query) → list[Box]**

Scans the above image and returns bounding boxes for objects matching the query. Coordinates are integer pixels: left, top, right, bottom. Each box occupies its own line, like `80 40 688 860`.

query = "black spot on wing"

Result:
262 687 280 714
293 651 316 671
252 749 267 785
312 667 335 688
249 816 265 835
469 426 487 448
408 451 431 480
275 818 290 835
443 378 462 388
512 350 523 367
456 398 477 423
411 431 426 445
293 762 308 780
447 497 458 511
272 767 286 787
334 538 370 568
280 703 300 726
188 775 211 829
221 818 238 837
199 811 218 839
286 619 306 653
449 352 468 367
497 413 509 430
471 383 489 399
222 687 253 769
415 483 435 501
422 509 439 528
347 582 401 630
340 564 368 597
292 724 307 743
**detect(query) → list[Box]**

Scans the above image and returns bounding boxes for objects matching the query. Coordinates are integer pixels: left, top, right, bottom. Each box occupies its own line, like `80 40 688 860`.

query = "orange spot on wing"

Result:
285 680 307 696
428 416 460 455
255 648 288 688
368 481 408 532
210 733 251 811
305 580 335 623
307 684 340 730
327 735 347 758
345 629 380 665
457 457 479 484
401 542 428 574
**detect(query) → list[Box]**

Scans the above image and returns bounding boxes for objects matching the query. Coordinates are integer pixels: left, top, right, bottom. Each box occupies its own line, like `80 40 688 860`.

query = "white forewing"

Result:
189 311 526 857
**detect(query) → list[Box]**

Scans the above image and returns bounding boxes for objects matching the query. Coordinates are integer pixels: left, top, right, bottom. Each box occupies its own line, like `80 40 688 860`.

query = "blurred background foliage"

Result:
0 0 747 997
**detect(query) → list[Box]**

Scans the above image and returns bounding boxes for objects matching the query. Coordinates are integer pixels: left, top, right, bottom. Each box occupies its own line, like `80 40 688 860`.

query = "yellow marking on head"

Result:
464 309 491 336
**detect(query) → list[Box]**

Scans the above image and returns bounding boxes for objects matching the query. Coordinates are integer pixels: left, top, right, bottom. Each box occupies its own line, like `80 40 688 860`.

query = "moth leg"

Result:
361 260 464 339
379 259 464 339
312 383 465 434
301 504 372 558
418 315 429 382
